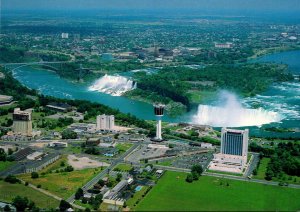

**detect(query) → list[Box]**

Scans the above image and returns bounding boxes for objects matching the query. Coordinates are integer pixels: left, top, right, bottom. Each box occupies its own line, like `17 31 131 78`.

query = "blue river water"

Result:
11 50 300 138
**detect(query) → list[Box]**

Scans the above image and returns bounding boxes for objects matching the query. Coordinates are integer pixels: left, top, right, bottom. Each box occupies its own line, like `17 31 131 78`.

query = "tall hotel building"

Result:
96 114 115 131
208 128 249 173
221 128 248 158
12 108 33 136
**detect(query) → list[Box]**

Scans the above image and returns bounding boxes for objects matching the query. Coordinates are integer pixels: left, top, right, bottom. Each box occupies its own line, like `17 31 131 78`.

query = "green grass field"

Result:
0 180 59 209
135 171 300 211
0 161 16 172
116 143 133 153
19 168 98 199
127 186 149 209
113 163 133 172
254 157 270 180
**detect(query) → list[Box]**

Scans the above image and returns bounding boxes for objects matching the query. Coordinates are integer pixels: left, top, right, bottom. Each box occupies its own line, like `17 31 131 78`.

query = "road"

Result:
66 143 140 203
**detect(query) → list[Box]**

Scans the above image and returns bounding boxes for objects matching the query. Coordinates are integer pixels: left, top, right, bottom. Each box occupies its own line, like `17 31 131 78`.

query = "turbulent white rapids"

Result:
192 91 282 127
89 74 136 96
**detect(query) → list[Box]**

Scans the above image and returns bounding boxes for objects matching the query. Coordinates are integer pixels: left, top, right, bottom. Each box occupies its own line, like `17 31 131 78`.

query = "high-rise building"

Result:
12 108 32 136
96 114 115 131
208 128 249 174
221 128 248 158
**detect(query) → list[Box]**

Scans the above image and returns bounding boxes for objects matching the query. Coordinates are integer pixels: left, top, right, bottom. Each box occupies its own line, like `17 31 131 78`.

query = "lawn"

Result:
0 161 16 172
136 171 300 211
19 168 99 199
127 186 149 209
206 169 243 177
0 180 59 209
254 157 270 180
113 163 133 172
40 155 68 173
116 143 133 153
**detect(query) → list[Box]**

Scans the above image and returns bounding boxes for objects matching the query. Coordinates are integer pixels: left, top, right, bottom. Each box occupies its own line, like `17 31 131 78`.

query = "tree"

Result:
116 173 122 182
192 171 199 181
75 188 84 200
64 165 74 172
59 200 72 211
31 172 39 179
98 179 105 187
62 130 77 139
186 174 193 183
191 164 203 176
12 196 29 211
0 148 7 161
3 205 11 211
4 175 20 184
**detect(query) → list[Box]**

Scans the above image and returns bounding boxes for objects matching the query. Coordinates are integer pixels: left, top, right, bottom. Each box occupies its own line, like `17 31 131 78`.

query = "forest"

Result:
131 63 293 108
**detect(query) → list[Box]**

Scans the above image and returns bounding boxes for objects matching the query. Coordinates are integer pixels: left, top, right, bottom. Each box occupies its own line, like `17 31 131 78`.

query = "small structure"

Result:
25 153 60 173
0 95 13 105
46 102 72 112
48 141 68 148
61 33 69 39
27 151 44 160
103 179 130 206
86 137 101 146
215 42 233 49
12 147 35 161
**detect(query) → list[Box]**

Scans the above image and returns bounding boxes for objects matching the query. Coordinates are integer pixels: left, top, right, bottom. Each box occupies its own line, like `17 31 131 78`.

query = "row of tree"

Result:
265 142 300 180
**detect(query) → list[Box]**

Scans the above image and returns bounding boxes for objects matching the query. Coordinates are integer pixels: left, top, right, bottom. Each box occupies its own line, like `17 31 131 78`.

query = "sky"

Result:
2 0 300 12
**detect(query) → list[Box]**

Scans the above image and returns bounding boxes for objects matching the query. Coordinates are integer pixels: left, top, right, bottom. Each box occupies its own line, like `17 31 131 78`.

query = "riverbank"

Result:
249 45 300 60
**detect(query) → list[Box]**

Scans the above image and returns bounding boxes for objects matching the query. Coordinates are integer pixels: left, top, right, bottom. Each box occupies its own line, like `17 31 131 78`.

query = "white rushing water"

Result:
89 74 136 96
192 91 282 127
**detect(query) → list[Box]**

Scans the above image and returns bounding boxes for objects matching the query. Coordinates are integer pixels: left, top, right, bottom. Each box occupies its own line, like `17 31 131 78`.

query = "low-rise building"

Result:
12 108 32 136
0 95 13 105
46 102 72 112
25 153 60 173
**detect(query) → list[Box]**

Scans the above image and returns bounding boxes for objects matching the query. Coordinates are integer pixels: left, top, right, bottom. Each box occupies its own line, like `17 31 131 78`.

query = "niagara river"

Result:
10 50 300 138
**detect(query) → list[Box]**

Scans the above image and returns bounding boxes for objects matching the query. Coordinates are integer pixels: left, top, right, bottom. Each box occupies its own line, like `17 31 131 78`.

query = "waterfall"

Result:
192 91 282 127
88 74 136 96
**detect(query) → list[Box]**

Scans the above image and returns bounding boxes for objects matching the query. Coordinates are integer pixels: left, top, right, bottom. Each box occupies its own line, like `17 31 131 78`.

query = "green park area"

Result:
135 171 300 211
19 168 98 199
18 155 98 198
113 163 133 172
0 180 59 209
116 143 133 153
254 157 270 180
0 161 16 172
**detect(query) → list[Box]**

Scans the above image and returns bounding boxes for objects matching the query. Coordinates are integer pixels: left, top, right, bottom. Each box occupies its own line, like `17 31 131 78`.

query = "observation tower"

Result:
152 104 165 142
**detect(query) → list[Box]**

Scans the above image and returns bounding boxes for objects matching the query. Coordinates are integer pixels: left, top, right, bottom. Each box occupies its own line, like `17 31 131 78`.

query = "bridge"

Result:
1 61 72 72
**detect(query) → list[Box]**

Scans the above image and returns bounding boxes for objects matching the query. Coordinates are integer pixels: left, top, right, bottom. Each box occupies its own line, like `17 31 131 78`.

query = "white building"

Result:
96 114 115 131
61 33 69 39
12 108 32 136
215 42 233 49
209 128 249 174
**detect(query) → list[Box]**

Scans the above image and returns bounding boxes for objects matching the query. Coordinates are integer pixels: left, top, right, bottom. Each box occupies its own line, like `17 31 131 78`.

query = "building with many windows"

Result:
12 108 32 136
96 114 115 131
221 128 248 158
208 128 249 174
